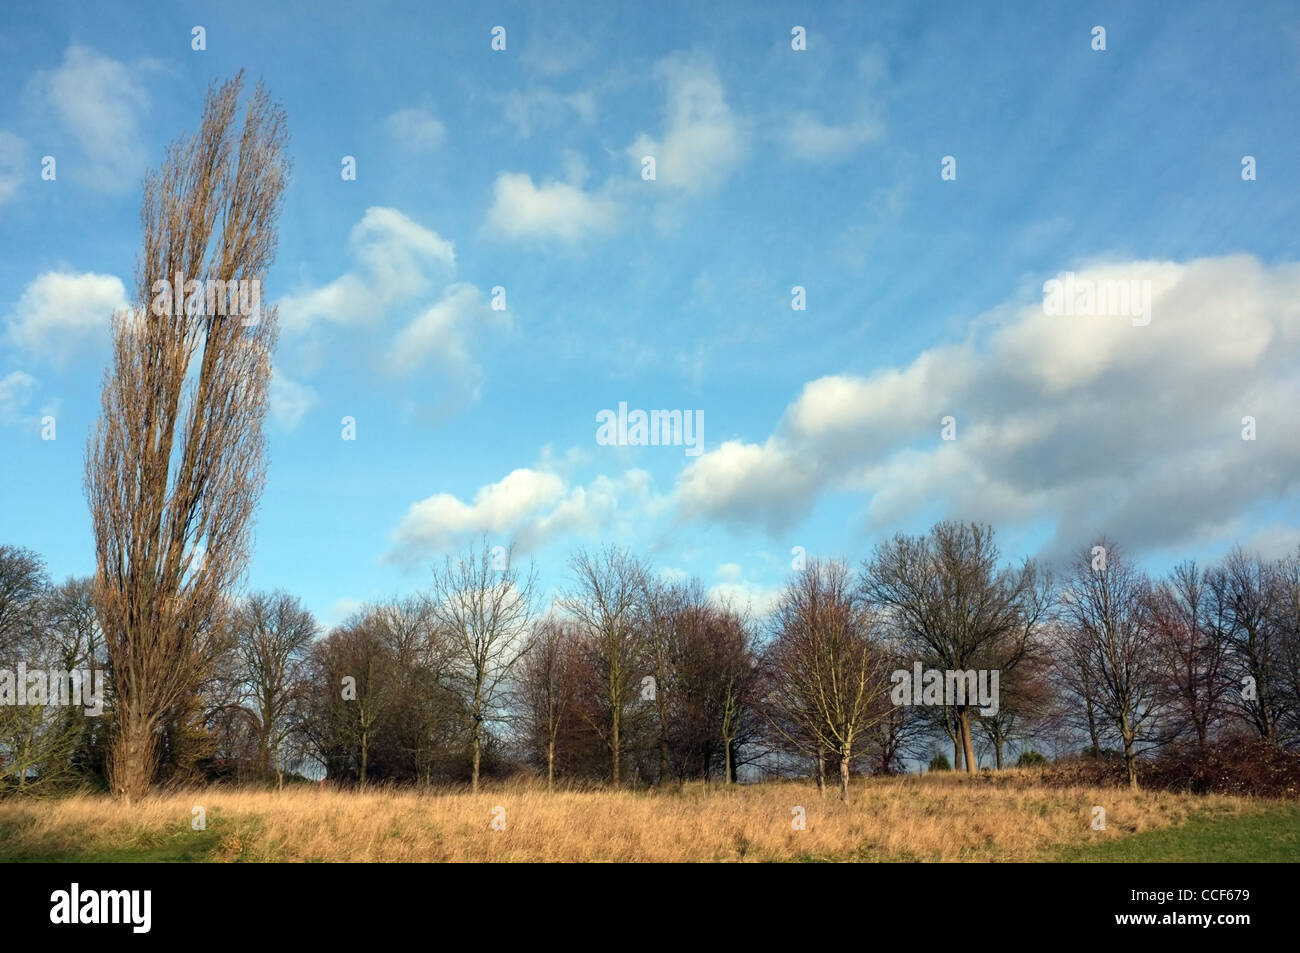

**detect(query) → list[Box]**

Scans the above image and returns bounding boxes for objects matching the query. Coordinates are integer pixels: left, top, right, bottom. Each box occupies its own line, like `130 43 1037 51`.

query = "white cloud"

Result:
676 439 820 534
387 282 493 377
269 368 319 430
626 54 745 193
495 87 597 138
385 106 445 151
0 370 38 425
485 172 619 242
1241 523 1300 560
33 46 150 190
279 207 455 332
387 464 654 561
708 578 783 618
277 207 503 416
6 271 127 361
672 255 1300 558
781 111 882 162
390 468 567 557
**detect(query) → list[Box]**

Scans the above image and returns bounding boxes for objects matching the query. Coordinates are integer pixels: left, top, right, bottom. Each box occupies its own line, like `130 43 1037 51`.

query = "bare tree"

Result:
84 73 289 800
518 616 577 788
1060 540 1161 789
1274 547 1300 747
373 595 455 785
0 546 45 654
709 605 760 784
763 558 891 802
1211 549 1288 745
562 546 647 786
338 608 397 787
862 522 1040 774
427 540 535 791
0 547 61 792
233 590 316 786
1148 561 1230 752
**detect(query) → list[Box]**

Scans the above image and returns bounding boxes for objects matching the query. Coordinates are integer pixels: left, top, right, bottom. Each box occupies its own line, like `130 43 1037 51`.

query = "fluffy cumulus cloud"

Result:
674 255 1300 558
5 270 127 361
280 207 455 331
626 53 745 193
485 172 619 242
386 282 490 376
32 45 151 190
277 207 504 415
387 465 654 562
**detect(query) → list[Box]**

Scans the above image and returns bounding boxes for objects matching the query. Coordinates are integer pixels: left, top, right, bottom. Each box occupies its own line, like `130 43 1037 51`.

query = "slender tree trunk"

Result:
960 709 977 773
611 711 621 786
1123 732 1138 790
815 747 826 793
838 744 851 803
723 738 733 785
471 719 482 793
359 730 368 788
546 739 555 790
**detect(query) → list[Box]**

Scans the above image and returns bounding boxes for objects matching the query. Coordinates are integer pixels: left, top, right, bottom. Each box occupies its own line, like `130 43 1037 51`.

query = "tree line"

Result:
4 524 1299 800
8 72 1297 804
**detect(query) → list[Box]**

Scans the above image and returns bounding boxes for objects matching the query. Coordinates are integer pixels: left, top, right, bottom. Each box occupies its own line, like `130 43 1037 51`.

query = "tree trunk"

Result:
815 748 826 793
611 711 620 786
1123 733 1138 790
359 730 368 788
110 704 156 802
546 739 555 790
471 720 482 793
723 738 733 785
838 745 851 802
960 709 977 773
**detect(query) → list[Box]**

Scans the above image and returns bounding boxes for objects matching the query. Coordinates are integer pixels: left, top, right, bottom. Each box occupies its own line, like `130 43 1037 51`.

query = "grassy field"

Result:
0 771 1294 862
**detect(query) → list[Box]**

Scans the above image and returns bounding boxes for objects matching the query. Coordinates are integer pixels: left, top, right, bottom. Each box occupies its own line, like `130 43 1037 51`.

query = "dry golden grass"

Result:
0 770 1254 862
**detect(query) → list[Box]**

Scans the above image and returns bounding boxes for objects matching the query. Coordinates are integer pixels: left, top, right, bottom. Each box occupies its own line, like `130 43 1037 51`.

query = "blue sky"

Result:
2 0 1299 627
